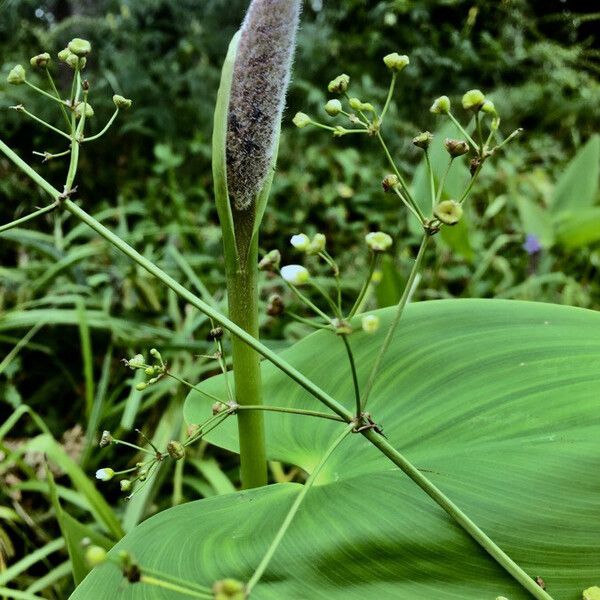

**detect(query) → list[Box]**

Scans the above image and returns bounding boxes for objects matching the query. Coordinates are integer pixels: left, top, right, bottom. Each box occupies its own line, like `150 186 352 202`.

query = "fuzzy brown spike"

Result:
226 0 301 211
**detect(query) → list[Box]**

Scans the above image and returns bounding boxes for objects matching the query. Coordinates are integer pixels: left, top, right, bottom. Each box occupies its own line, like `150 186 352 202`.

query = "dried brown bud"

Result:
444 138 469 157
266 294 284 316
382 174 399 192
208 327 224 341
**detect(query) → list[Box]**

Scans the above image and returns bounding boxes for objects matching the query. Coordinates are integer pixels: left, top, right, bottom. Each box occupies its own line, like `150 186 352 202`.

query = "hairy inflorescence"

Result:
226 0 301 211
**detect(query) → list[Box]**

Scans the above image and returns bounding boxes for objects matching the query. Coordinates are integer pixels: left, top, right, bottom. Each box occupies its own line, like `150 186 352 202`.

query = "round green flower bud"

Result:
135 381 147 391
30 53 51 68
74 103 94 119
434 200 463 225
112 94 132 109
167 440 185 461
213 579 245 600
365 231 393 253
583 586 600 600
413 131 433 150
481 99 497 115
430 95 451 114
382 174 399 192
68 38 92 57
324 99 342 116
361 314 380 334
462 89 485 111
327 74 350 94
309 233 326 254
444 138 470 157
7 65 26 85
348 98 374 113
292 112 311 128
120 479 132 492
383 52 409 72
85 545 107 567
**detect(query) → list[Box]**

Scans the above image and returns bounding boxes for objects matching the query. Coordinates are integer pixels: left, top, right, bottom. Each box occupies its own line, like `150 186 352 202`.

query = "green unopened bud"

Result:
290 233 310 251
361 314 380 334
430 95 450 114
74 103 94 119
99 430 113 448
30 53 51 68
583 586 600 600
365 231 393 253
258 249 281 271
167 440 185 461
85 545 107 567
138 469 148 482
327 73 350 94
348 97 374 113
68 38 92 57
308 233 326 254
412 131 433 150
444 138 469 157
213 578 245 600
481 99 496 115
382 174 399 192
7 65 26 85
58 48 71 62
292 112 311 128
434 200 463 225
112 94 132 109
383 52 409 72
120 479 132 492
462 89 485 111
135 382 147 391
324 99 342 116
144 366 155 376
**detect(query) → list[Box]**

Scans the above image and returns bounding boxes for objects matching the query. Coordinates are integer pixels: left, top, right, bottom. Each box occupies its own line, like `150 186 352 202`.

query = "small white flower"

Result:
95 468 115 482
365 231 393 253
281 264 310 286
290 233 310 251
361 314 380 333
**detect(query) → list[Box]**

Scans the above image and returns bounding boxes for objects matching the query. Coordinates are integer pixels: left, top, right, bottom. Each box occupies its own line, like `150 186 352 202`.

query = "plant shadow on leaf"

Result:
71 299 600 599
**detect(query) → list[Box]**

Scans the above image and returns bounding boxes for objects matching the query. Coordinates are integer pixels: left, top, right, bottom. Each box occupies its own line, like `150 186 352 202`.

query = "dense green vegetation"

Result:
1 1 599 597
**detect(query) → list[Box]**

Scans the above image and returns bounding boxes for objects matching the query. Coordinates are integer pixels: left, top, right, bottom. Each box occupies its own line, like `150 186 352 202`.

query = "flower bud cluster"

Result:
123 349 166 391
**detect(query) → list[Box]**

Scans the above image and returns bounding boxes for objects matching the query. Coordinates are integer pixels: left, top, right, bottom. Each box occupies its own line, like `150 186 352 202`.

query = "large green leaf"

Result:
72 300 600 599
551 135 600 214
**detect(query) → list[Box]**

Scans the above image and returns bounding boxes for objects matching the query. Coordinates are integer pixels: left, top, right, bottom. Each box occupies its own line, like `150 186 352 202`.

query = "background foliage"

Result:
0 0 599 597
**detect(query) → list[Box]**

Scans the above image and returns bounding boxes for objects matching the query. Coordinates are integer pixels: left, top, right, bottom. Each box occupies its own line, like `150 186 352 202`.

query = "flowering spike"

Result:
226 0 302 210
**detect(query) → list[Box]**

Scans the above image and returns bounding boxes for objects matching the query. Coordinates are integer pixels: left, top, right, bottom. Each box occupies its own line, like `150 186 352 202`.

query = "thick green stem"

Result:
226 235 268 488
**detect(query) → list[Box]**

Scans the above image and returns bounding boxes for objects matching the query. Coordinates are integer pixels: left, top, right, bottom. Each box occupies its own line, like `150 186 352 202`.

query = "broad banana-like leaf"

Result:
72 300 600 599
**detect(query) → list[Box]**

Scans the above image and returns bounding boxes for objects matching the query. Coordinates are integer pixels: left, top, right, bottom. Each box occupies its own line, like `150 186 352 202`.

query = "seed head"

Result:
68 38 92 57
382 174 399 192
444 138 469 157
113 94 132 109
327 74 350 94
462 89 485 111
365 231 393 253
412 131 433 150
434 200 463 225
430 95 450 115
30 53 51 68
226 0 302 210
383 52 409 72
7 65 26 85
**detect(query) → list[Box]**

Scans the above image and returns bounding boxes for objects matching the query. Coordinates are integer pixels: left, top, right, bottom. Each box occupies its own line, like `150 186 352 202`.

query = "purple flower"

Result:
523 233 541 255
